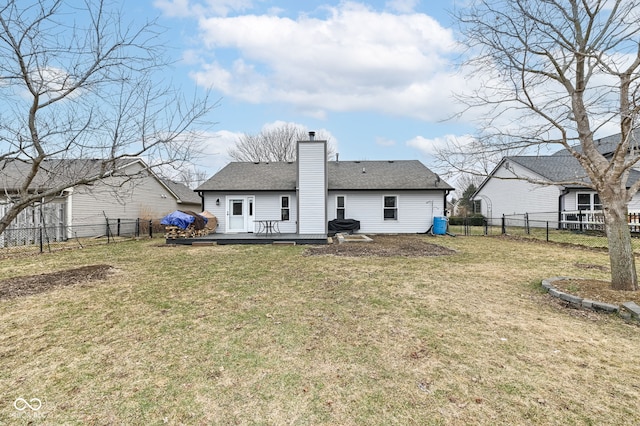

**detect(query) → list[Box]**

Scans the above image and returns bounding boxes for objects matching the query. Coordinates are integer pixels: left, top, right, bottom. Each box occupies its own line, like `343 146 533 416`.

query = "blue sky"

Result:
130 0 473 181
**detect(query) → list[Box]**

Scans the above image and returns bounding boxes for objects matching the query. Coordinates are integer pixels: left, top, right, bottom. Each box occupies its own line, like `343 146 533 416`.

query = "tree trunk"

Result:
603 197 638 291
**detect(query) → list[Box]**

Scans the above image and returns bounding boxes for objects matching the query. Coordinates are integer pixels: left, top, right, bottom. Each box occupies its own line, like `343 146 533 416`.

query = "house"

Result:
195 133 452 239
0 158 201 240
473 130 640 227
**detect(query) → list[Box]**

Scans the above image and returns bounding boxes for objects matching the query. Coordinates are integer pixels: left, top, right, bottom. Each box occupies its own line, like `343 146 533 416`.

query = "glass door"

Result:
228 199 245 232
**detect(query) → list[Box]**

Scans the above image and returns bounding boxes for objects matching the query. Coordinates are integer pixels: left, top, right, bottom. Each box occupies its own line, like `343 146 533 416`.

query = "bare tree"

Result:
159 165 210 189
0 0 215 234
228 123 335 162
443 0 640 291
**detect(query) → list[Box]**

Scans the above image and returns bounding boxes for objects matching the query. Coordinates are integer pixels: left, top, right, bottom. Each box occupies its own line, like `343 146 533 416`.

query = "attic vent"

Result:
254 162 259 164
388 160 394 163
354 161 360 163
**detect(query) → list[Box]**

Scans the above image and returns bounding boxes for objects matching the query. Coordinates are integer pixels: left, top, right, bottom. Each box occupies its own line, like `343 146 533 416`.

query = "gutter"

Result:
558 187 570 224
197 191 205 211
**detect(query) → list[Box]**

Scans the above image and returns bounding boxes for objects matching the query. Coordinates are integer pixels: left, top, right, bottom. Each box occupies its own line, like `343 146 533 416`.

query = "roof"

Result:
0 158 200 205
478 155 640 192
0 158 141 192
551 128 640 156
160 179 201 205
196 160 452 192
507 156 590 183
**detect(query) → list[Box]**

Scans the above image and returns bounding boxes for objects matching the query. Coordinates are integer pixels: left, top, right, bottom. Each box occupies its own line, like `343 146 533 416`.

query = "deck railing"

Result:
560 210 640 232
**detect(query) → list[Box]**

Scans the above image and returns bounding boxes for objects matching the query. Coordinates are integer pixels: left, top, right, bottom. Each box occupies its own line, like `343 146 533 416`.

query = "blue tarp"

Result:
161 210 208 230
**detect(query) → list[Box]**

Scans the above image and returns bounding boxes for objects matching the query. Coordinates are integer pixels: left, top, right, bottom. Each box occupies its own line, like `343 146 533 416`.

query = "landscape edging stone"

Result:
541 277 639 320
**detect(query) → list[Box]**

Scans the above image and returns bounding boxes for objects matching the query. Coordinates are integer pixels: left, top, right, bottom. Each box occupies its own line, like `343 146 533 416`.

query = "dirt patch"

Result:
304 234 456 257
0 265 114 300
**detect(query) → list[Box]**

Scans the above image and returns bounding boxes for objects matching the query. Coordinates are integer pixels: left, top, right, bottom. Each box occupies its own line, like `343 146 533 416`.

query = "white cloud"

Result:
196 129 242 174
192 122 339 175
406 133 475 156
187 2 461 121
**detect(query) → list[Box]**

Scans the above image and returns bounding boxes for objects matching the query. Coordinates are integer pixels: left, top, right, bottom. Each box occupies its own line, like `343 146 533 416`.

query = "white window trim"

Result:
280 195 290 221
576 192 602 211
383 195 398 221
336 195 346 219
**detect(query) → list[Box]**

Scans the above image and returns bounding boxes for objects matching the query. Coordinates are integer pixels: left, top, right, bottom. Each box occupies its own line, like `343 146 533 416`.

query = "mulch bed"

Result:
551 277 640 306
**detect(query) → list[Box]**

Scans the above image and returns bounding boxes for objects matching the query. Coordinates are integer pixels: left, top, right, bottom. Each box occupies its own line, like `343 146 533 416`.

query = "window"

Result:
281 196 290 221
383 196 397 220
232 200 243 215
473 199 482 214
336 195 345 219
577 193 602 211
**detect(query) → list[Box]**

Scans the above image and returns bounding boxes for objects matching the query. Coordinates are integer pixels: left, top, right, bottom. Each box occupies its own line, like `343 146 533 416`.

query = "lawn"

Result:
1 235 639 425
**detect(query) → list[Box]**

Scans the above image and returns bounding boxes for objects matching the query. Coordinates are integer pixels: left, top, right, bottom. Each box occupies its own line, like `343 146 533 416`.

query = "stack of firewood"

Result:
164 225 210 239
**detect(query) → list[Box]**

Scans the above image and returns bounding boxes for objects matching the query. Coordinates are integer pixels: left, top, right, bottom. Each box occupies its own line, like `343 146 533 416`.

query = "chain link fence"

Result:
0 218 163 258
448 214 640 252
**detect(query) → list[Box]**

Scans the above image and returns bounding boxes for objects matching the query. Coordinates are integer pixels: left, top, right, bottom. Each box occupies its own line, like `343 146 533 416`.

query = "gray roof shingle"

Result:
196 160 452 191
160 178 202 205
551 129 640 156
507 155 640 187
508 156 589 183
0 158 140 191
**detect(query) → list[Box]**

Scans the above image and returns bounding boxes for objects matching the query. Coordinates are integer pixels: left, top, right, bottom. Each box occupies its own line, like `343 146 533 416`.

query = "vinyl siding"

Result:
629 193 640 210
257 192 297 233
201 192 227 232
327 190 445 234
297 142 327 234
70 163 181 236
476 162 560 223
202 191 297 234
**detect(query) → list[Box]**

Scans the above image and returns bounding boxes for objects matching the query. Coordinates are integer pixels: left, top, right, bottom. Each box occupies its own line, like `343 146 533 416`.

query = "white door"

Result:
228 198 246 232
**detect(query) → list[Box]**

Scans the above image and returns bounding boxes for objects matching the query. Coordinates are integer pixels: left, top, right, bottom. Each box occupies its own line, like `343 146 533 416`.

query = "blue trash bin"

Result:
433 216 447 235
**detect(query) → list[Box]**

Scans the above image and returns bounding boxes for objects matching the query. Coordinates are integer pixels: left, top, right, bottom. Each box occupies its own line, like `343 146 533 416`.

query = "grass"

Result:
448 223 640 252
1 236 640 425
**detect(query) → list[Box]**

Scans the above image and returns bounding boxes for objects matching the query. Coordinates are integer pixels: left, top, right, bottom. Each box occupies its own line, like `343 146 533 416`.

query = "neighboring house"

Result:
0 158 201 241
160 178 202 212
473 130 640 227
195 135 453 236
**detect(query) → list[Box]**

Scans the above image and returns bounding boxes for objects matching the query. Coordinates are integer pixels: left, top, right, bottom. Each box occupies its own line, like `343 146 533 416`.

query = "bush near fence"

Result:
0 218 160 257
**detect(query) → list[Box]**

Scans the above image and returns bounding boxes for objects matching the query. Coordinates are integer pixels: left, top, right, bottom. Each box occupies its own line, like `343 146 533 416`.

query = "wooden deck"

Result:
165 232 329 246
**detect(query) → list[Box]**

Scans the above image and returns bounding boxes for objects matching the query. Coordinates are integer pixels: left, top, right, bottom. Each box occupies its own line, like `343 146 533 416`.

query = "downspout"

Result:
444 189 451 216
64 187 73 240
198 191 204 211
559 187 569 227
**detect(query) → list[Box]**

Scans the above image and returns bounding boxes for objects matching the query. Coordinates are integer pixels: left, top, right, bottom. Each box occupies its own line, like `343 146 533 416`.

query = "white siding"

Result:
629 193 640 210
202 191 297 234
254 192 297 234
476 162 560 223
328 190 445 234
564 191 577 210
202 192 227 232
297 141 327 234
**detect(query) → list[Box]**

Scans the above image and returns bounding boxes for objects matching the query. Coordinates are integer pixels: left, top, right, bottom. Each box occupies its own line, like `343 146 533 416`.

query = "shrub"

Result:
449 215 486 226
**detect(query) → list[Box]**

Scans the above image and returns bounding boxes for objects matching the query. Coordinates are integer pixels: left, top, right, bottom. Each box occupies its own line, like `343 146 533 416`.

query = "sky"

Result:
127 0 473 183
